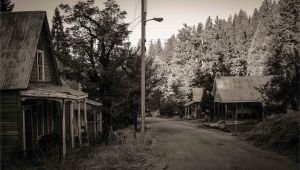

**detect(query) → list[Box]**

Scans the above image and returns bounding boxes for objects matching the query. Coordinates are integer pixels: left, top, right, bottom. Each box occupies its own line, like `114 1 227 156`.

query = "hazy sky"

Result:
13 0 264 46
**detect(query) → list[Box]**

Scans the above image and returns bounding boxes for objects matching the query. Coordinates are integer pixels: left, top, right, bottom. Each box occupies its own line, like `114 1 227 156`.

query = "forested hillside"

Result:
146 0 299 110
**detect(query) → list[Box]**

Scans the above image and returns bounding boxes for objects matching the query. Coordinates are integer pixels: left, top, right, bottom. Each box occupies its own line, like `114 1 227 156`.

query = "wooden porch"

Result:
19 84 101 158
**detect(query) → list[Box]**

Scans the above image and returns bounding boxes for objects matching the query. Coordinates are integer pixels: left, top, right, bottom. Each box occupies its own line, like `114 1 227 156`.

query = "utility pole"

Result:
141 0 146 136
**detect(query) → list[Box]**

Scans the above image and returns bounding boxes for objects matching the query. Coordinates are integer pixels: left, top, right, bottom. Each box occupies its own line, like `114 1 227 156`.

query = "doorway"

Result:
22 106 33 155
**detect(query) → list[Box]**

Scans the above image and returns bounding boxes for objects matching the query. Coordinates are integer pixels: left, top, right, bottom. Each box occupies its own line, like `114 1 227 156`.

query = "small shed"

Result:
184 88 204 118
212 76 271 121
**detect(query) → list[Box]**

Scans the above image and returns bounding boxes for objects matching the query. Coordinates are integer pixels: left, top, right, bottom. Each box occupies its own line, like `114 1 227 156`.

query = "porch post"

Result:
99 110 102 133
195 105 197 118
70 101 75 148
94 109 97 139
22 110 26 156
62 99 66 158
241 103 244 119
261 102 264 121
84 99 89 144
213 102 215 122
224 103 227 124
218 103 220 117
78 100 82 146
235 103 238 134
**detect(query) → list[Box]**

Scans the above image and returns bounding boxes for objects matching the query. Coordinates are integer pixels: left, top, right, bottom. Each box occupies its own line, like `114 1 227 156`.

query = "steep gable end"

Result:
0 12 45 89
29 19 57 83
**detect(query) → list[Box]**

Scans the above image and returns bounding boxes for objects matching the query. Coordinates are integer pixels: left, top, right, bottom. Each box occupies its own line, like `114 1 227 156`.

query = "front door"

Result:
22 106 33 154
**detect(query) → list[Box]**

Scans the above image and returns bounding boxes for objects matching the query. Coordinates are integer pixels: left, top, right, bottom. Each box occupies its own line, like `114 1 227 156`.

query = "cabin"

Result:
184 88 203 118
0 11 102 161
212 76 271 122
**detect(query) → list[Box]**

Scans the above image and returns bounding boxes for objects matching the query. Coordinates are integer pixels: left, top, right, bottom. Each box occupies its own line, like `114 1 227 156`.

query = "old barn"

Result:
212 76 271 121
0 11 102 161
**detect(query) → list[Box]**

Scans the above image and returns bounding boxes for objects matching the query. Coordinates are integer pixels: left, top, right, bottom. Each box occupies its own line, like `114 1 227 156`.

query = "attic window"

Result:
36 50 45 81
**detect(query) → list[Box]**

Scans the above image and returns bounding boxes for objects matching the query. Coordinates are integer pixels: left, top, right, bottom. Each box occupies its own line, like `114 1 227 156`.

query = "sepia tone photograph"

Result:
0 0 299 169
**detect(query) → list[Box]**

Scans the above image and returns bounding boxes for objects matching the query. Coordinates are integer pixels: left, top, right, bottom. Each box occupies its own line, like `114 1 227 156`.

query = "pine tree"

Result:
247 0 277 75
263 0 300 111
51 7 71 71
249 8 260 37
0 0 14 11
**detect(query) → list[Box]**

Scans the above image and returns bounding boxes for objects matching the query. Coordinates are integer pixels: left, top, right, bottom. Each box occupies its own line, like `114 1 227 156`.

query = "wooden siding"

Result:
0 91 21 160
29 22 54 83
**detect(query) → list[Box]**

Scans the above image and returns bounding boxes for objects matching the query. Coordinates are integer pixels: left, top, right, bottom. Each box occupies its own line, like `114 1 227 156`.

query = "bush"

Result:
246 112 299 151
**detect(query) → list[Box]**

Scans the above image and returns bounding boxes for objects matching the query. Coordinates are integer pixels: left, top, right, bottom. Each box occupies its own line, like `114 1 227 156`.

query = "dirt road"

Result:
146 117 298 170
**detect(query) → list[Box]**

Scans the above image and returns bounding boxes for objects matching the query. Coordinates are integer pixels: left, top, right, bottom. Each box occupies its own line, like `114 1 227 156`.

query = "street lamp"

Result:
147 17 164 22
141 0 163 136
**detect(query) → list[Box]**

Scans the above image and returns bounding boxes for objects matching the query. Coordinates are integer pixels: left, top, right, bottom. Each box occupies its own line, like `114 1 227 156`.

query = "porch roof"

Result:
20 83 88 100
184 101 200 107
86 99 102 106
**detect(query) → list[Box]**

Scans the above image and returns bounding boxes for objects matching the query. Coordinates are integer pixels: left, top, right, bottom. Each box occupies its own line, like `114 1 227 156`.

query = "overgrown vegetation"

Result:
246 112 299 162
5 130 158 170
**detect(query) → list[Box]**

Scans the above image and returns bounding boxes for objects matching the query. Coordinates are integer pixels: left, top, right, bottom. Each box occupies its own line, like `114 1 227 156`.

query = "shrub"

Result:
246 112 299 150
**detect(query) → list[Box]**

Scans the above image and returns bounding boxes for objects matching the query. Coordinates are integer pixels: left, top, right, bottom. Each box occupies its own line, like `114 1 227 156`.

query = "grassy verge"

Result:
4 129 158 170
245 112 299 163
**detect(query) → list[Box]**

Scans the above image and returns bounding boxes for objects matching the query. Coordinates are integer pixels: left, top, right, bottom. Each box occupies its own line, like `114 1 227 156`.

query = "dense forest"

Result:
147 0 299 113
50 0 299 139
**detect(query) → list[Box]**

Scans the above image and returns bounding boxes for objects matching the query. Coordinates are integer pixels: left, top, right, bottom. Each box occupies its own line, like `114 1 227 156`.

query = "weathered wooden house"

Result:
184 88 203 118
212 76 271 121
0 11 102 161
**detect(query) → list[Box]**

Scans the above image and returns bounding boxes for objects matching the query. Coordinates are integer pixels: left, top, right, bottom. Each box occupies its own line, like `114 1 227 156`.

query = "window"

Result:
36 50 45 81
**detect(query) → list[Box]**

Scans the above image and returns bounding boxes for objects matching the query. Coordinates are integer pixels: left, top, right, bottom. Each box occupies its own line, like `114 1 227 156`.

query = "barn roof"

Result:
213 76 271 103
192 88 203 102
0 11 57 90
184 88 204 107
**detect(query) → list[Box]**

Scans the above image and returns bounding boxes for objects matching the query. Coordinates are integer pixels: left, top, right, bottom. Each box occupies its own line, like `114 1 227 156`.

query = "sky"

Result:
13 0 264 46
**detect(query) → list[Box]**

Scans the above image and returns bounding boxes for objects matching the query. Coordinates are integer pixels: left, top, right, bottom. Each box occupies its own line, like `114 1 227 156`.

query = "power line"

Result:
129 0 140 30
130 20 141 31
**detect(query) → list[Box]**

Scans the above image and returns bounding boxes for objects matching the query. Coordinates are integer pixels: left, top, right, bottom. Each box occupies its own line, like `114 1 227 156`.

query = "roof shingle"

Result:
0 11 46 89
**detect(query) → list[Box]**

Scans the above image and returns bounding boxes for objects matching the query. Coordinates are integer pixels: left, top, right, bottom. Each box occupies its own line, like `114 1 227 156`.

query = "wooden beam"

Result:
70 101 75 148
22 110 26 156
225 104 227 124
235 103 238 134
99 110 102 133
213 102 215 122
241 103 244 119
194 105 197 118
261 103 264 121
94 109 96 139
62 99 66 158
78 100 82 146
84 99 89 144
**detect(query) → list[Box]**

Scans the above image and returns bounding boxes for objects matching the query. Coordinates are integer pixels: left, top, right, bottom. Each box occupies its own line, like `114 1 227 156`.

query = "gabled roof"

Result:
184 88 203 107
0 11 60 90
192 88 203 102
212 76 271 103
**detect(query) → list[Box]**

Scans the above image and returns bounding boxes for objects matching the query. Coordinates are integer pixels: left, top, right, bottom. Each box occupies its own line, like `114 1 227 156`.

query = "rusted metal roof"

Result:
20 83 88 100
213 76 271 103
0 11 46 89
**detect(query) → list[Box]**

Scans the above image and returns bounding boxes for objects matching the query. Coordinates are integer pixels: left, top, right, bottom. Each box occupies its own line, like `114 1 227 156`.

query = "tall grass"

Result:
4 129 154 170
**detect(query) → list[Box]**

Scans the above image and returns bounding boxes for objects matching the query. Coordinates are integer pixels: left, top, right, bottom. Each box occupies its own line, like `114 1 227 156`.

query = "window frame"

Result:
36 50 45 81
